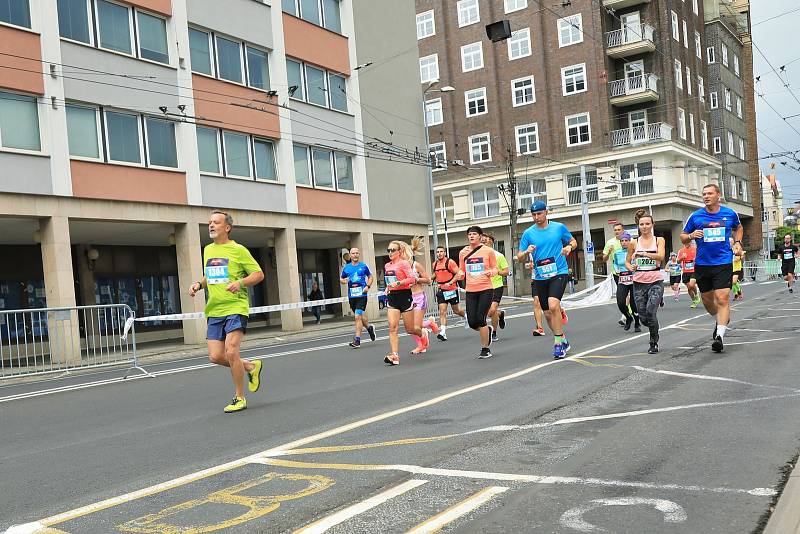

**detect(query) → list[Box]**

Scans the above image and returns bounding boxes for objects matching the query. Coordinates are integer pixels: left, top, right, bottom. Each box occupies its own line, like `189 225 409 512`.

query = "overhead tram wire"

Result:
752 40 800 111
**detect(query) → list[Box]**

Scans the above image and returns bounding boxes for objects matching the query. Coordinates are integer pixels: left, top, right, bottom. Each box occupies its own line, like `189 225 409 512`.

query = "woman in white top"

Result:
626 208 666 354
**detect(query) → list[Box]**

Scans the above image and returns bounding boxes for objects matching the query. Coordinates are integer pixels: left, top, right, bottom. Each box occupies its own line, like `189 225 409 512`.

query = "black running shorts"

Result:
349 296 368 313
681 272 695 284
387 289 414 312
491 286 504 303
533 274 569 311
695 264 733 293
436 288 460 305
669 275 681 285
782 261 795 277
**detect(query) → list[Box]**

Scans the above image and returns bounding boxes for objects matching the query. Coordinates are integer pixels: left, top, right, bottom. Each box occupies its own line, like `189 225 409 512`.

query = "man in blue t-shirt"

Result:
681 183 743 353
516 201 578 360
339 248 376 348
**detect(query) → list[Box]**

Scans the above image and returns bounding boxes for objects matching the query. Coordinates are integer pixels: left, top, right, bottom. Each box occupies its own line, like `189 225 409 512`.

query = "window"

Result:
282 0 297 15
515 123 540 155
677 107 686 140
558 14 583 47
674 59 683 89
144 117 177 167
216 36 243 84
700 120 708 150
472 187 500 218
682 20 688 48
567 169 598 204
561 63 586 95
721 43 729 66
321 0 341 33
686 66 692 95
104 110 141 164
565 112 590 146
189 28 212 75
741 180 748 202
136 11 168 63
293 144 356 191
328 73 347 112
707 46 715 63
58 0 91 42
419 54 439 84
0 91 40 151
709 91 718 109
223 131 251 177
457 0 479 27
620 161 654 197
254 138 277 181
425 98 443 125
739 138 746 160
191 30 271 90
293 145 311 185
97 0 133 54
692 0 699 15
695 31 702 58
505 0 527 13
468 133 491 164
246 46 270 91
736 96 743 118
727 131 735 155
713 136 721 154
287 59 304 100
312 148 334 188
698 75 705 102
730 176 737 198
283 0 342 33
508 28 531 60
724 87 731 110
689 113 695 144
511 76 535 106
461 42 484 72
517 178 547 208
306 64 327 106
0 0 30 27
429 142 447 171
286 58 347 111
299 0 320 25
196 127 221 174
66 104 100 158
671 11 679 40
335 152 353 190
734 54 740 76
465 87 487 117
436 193 454 224
416 10 435 39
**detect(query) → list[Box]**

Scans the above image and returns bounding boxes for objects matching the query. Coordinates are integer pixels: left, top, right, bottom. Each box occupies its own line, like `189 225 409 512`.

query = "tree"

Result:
773 226 800 251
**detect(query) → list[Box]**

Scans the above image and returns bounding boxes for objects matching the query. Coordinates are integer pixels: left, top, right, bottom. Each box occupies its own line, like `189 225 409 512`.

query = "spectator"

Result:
309 281 324 324
567 268 576 294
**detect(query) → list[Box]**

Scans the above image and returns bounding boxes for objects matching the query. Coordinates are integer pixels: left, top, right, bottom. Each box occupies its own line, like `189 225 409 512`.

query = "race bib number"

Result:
784 250 795 260
669 267 681 276
348 285 364 298
635 257 658 271
385 275 397 286
619 271 634 284
703 226 725 243
684 261 694 271
442 289 457 300
466 258 485 276
205 258 230 285
535 257 558 279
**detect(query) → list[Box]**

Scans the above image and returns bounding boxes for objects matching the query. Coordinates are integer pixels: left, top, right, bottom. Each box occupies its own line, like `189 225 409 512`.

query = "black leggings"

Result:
616 283 639 321
633 281 664 343
466 289 494 329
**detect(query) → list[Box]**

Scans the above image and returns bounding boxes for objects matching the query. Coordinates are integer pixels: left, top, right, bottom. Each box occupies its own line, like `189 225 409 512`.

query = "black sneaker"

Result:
634 324 641 333
499 310 506 329
623 317 632 331
711 335 724 353
437 333 447 341
367 325 376 342
478 347 493 359
491 331 499 342
648 342 659 354
712 324 718 340
790 287 794 294
349 339 361 349
487 325 494 346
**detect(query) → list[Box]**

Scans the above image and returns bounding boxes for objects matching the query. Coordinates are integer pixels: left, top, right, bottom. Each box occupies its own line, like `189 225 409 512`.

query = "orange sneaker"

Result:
384 353 400 365
426 318 440 335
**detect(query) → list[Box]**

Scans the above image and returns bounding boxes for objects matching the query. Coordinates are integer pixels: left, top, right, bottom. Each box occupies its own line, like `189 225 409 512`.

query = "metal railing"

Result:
610 122 672 147
605 24 655 48
0 304 149 380
609 73 659 97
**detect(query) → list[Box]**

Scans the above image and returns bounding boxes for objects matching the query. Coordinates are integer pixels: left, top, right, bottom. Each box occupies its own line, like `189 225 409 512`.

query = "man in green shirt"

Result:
482 233 510 342
189 211 265 413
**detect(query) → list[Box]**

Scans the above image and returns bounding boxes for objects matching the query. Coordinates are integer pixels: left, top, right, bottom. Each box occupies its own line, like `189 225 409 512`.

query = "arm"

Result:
681 215 702 243
732 225 744 254
189 276 207 297
561 237 578 257
414 262 433 285
655 238 666 264
602 241 612 262
625 241 636 271
497 257 510 277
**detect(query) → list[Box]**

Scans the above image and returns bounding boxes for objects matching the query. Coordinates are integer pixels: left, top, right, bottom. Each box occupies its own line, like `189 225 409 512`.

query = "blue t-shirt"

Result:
519 222 573 281
341 262 372 298
612 248 629 274
682 206 741 266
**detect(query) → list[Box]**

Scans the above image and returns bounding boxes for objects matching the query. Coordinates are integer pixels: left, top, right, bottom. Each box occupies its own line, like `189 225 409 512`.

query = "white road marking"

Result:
723 337 794 346
560 498 687 532
294 479 429 534
274 337 285 341
3 523 45 534
630 366 799 392
405 486 508 534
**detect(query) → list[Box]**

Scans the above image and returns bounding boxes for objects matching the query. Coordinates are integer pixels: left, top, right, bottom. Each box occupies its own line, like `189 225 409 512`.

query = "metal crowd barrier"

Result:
0 304 149 380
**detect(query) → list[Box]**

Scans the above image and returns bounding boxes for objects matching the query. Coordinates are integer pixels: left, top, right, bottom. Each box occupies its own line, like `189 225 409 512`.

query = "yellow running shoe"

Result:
248 360 263 393
224 396 247 413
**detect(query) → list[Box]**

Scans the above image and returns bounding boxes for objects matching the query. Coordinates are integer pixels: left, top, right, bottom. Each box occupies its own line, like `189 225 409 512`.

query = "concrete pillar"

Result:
75 245 96 307
275 227 303 331
260 246 281 325
352 230 379 321
175 223 206 345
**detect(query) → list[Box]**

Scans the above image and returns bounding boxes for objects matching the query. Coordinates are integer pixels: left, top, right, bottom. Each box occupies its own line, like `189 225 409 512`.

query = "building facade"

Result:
0 0 429 343
416 0 758 293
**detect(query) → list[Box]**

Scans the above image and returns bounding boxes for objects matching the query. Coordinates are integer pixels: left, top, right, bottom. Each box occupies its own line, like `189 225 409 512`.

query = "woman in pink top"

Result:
383 240 424 366
626 208 666 354
408 236 440 355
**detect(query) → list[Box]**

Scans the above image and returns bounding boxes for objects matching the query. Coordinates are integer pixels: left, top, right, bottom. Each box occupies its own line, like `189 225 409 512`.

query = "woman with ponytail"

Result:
383 240 424 365
626 208 666 354
408 236 441 355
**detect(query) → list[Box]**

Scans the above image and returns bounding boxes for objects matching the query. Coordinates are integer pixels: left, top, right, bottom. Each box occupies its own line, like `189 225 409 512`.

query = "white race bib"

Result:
442 289 457 300
385 275 397 286
349 285 364 298
205 262 230 285
535 258 558 279
784 250 795 260
466 261 484 276
635 257 658 271
702 226 725 243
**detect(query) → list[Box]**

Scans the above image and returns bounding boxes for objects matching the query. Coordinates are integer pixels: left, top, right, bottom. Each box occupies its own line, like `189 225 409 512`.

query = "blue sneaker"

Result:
553 344 566 359
562 340 571 354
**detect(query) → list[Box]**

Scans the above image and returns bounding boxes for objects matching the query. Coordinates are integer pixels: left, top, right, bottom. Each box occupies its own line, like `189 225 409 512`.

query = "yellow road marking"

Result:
277 435 456 456
405 486 508 534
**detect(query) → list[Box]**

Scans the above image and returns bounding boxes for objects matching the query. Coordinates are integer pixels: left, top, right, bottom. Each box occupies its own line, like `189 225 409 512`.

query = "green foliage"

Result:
774 226 800 249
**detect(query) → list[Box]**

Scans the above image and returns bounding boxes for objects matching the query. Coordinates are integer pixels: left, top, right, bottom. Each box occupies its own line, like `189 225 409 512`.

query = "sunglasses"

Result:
387 248 398 253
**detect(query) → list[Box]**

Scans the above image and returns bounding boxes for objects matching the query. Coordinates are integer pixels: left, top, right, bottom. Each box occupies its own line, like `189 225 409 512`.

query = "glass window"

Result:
468 133 491 164
216 36 243 84
511 76 535 106
196 126 220 173
188 28 212 75
671 11 679 40
515 123 539 155
416 10 435 39
429 142 446 171
312 148 333 188
105 111 141 163
472 187 499 218
246 46 270 90
425 98 443 125
508 28 531 59
97 0 132 55
677 107 686 140
322 0 341 33
136 11 168 64
461 42 483 72
465 87 487 117
335 152 353 191
565 113 590 146
558 14 582 47
0 0 30 28
287 59 304 100
457 0 479 27
282 0 297 16
145 117 177 167
517 178 546 208
66 104 99 158
253 139 277 181
300 0 320 25
419 54 439 84
329 73 347 112
305 65 327 106
0 91 40 150
223 131 251 177
561 64 586 95
567 170 598 204
58 0 91 43
293 144 311 185
505 0 527 13
620 162 653 197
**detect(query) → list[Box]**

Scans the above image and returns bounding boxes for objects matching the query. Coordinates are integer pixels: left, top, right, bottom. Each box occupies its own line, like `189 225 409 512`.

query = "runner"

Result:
481 233 509 342
523 257 546 336
681 183 744 353
731 240 745 301
458 226 499 359
383 240 424 365
677 241 700 308
189 211 265 413
433 245 465 341
779 233 798 293
409 236 440 354
627 209 665 354
516 201 577 359
666 252 682 301
613 232 640 332
339 247 376 348
602 222 627 326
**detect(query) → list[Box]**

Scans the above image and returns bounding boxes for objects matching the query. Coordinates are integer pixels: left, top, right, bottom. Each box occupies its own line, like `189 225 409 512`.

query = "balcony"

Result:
605 24 655 58
602 0 650 9
610 122 672 148
609 73 660 106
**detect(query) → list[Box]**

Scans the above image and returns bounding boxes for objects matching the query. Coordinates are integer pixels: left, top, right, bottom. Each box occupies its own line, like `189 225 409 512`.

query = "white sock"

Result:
717 324 727 339
441 325 447 335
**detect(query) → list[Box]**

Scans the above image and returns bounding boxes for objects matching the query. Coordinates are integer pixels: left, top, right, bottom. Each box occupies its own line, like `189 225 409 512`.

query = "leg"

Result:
645 283 663 343
451 302 465 318
533 296 544 329
207 339 227 367
223 330 252 398
633 283 650 327
714 288 732 327
488 300 499 330
360 313 370 330
617 286 632 320
438 302 449 328
354 314 363 338
545 299 564 336
402 309 422 337
387 308 400 354
700 290 717 316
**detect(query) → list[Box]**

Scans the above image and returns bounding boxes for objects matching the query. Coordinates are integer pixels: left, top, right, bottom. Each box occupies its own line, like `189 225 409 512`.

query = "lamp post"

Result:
422 81 454 255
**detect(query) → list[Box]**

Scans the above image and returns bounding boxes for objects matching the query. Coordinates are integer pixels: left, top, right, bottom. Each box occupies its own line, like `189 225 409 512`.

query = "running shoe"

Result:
437 332 447 341
487 325 494 345
562 340 571 354
348 338 361 348
367 325 376 342
224 396 247 413
618 315 626 327
478 347 493 359
561 309 569 325
499 310 506 329
634 324 642 333
491 331 499 342
247 360 263 393
422 328 430 350
648 342 659 354
463 319 469 330
624 317 633 331
532 327 545 336
711 335 724 353
691 296 700 308
673 295 679 302
553 344 566 359
790 287 794 294
384 353 400 365
410 346 426 355
427 319 440 335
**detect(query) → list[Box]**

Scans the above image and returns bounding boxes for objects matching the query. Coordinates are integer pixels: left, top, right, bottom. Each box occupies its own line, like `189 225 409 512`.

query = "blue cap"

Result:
530 200 548 213
619 232 631 240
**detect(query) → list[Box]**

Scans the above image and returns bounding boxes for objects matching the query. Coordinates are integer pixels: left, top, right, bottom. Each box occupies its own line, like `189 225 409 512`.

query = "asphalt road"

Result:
2 281 800 533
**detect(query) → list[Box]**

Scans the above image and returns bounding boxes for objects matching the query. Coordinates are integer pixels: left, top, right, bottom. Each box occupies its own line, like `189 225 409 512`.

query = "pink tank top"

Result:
632 236 663 284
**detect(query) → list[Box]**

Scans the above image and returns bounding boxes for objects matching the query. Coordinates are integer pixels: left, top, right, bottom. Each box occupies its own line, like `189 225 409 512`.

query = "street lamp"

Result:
423 81 455 255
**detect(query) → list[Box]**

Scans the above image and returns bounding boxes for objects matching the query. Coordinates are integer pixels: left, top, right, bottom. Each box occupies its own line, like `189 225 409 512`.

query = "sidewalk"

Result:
764 455 800 534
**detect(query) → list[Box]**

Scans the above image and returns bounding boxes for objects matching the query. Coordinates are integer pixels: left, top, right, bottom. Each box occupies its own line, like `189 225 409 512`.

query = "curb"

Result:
764 459 800 534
